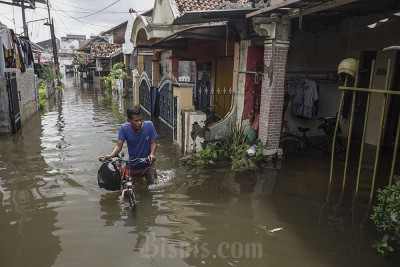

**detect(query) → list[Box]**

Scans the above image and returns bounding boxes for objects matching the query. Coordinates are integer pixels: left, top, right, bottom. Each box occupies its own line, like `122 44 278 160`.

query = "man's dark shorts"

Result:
129 165 157 184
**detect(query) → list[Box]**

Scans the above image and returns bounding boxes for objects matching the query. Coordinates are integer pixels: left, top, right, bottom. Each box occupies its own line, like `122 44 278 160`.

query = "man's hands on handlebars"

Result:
99 154 155 164
148 154 156 164
102 155 113 162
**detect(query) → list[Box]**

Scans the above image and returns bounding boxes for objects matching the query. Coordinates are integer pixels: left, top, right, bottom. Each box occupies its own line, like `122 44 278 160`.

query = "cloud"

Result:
0 0 155 42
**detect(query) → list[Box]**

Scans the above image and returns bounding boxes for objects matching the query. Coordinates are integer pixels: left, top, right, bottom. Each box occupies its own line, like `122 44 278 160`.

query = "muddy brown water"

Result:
0 79 397 267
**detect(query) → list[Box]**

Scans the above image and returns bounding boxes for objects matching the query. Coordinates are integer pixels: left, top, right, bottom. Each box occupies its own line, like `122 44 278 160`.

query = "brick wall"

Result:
259 40 289 150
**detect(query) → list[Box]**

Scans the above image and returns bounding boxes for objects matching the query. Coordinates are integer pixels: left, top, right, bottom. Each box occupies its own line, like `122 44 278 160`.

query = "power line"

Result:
49 1 111 31
54 10 111 28
0 13 22 28
53 10 71 34
52 0 116 12
36 6 131 14
74 0 121 19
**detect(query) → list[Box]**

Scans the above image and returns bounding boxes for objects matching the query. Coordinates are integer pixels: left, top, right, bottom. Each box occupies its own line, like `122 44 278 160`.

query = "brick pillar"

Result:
259 39 289 153
151 59 160 87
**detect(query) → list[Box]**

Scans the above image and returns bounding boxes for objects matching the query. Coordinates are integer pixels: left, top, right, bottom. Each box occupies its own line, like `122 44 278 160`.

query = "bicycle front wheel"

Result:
279 135 306 156
124 190 136 211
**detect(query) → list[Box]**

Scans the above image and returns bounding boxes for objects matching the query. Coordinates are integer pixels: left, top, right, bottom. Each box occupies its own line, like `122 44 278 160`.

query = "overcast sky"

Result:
0 0 155 43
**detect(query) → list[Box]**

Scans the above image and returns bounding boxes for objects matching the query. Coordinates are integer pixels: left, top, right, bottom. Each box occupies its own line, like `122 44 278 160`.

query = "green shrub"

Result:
101 62 130 91
38 83 47 110
370 182 400 255
180 122 268 171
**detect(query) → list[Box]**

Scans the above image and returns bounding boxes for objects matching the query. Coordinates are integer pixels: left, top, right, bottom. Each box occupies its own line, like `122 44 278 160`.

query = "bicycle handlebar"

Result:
98 156 155 164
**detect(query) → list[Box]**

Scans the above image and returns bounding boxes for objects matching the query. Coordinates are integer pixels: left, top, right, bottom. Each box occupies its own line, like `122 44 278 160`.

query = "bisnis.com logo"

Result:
138 232 263 259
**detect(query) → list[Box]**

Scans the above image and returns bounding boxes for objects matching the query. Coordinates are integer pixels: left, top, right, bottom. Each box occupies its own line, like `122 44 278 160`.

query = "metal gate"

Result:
139 73 152 115
6 72 21 134
158 82 173 128
329 57 400 204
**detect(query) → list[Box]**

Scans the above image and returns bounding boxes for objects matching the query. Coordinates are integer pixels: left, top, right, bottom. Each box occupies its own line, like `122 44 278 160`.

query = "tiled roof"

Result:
91 43 122 58
174 0 252 15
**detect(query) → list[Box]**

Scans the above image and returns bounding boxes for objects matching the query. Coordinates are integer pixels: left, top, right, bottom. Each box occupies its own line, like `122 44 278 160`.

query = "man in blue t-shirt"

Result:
104 106 158 184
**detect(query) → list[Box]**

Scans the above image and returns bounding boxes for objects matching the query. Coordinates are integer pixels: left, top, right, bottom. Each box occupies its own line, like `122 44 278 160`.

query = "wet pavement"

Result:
0 78 398 267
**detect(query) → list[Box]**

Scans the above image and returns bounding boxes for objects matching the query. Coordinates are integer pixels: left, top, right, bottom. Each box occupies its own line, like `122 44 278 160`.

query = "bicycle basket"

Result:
97 162 121 191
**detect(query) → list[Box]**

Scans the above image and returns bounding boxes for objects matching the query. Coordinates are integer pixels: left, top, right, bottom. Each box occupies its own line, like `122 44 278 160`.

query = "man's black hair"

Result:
127 106 141 119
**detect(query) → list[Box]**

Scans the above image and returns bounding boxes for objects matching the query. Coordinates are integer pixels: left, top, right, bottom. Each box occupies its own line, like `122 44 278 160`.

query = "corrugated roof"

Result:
174 0 252 15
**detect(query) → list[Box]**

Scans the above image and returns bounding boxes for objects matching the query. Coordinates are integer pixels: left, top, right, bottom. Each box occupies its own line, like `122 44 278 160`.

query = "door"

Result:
214 58 233 118
6 72 21 134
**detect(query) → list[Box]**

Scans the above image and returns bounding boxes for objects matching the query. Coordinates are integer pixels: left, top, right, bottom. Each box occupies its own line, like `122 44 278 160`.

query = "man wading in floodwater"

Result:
104 106 158 184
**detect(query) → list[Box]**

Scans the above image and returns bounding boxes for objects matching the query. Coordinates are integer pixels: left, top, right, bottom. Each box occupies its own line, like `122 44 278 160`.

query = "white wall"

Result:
286 18 348 137
152 0 178 25
61 39 80 50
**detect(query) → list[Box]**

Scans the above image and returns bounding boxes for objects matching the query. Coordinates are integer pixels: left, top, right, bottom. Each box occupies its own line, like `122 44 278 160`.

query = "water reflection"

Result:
0 112 62 267
0 78 398 267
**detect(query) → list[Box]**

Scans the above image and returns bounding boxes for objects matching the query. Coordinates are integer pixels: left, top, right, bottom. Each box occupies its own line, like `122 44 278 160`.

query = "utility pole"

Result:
20 0 28 36
45 0 60 81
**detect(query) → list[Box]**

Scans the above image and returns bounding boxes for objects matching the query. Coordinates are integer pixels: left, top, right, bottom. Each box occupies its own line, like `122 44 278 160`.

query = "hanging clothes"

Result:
19 37 34 67
289 79 319 119
10 29 26 72
1 22 14 67
0 22 12 50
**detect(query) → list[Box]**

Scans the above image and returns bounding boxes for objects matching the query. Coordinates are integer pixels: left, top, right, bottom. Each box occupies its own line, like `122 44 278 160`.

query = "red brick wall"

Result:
259 40 289 150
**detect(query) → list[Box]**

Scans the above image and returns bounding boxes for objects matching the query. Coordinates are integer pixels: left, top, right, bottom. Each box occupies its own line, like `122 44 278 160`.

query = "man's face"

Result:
129 114 143 131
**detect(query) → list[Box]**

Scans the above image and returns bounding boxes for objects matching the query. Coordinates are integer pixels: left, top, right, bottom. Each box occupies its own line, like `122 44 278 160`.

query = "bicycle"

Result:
98 153 152 211
205 104 223 125
279 116 345 157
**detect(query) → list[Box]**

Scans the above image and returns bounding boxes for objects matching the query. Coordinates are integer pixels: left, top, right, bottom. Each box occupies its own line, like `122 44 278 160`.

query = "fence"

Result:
193 86 234 125
330 59 400 204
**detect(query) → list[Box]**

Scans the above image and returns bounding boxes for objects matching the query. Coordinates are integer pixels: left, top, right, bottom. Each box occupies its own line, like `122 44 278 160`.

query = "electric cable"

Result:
49 1 111 31
53 10 71 34
36 6 131 14
65 0 122 19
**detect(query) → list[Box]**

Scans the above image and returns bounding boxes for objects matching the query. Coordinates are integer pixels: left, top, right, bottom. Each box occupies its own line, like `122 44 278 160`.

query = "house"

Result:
76 22 129 85
101 21 128 45
126 0 260 151
36 38 60 54
75 36 108 81
125 0 400 189
0 24 41 134
59 34 86 77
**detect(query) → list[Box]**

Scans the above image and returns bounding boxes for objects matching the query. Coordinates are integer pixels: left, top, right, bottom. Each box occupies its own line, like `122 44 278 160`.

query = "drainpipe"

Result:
0 36 4 78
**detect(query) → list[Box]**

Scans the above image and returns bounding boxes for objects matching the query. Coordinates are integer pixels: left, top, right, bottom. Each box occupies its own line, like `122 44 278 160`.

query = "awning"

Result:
150 24 239 50
172 8 256 25
368 11 400 28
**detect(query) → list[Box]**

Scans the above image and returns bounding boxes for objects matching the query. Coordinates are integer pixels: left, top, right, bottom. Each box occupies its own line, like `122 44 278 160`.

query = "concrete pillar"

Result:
137 55 144 74
170 55 179 81
133 74 140 106
173 84 194 147
259 21 290 154
124 54 132 79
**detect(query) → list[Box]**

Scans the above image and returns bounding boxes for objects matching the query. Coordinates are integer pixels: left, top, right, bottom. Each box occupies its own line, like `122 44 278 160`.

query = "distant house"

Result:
36 38 60 54
101 21 128 45
76 36 110 74
60 34 87 77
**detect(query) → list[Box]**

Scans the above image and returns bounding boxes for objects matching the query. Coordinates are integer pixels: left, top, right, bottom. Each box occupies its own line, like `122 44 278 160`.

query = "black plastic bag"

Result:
97 162 120 191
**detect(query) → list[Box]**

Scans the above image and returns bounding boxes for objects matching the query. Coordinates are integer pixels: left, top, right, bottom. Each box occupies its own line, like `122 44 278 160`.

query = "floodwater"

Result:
0 79 397 267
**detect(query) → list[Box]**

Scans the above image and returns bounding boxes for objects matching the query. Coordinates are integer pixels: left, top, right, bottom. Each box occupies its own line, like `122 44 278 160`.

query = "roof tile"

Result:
174 0 252 15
